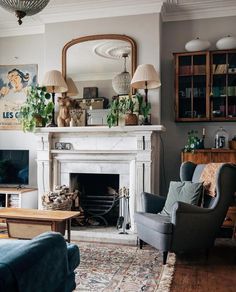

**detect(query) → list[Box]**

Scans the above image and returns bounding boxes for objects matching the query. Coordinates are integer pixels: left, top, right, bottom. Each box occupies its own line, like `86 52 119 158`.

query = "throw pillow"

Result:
160 181 203 216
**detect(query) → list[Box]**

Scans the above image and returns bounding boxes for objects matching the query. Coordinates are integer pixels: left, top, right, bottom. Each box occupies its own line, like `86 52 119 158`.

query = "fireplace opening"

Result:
70 173 119 227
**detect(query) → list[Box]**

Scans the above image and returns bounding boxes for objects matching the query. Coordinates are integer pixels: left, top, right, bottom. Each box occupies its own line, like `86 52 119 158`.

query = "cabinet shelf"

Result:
0 188 37 209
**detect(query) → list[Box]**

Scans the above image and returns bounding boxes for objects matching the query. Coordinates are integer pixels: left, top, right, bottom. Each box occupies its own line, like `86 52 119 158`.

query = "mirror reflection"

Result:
62 35 137 101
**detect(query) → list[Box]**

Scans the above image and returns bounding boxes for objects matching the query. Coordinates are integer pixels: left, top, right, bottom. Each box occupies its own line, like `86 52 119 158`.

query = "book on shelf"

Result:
193 65 205 75
179 65 191 75
214 64 227 74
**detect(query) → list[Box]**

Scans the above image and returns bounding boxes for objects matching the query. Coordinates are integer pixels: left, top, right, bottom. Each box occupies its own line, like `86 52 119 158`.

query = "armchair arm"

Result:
141 192 166 213
170 202 220 251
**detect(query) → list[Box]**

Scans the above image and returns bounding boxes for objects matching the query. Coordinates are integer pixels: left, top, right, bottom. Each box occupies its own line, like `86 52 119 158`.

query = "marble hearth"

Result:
35 125 165 232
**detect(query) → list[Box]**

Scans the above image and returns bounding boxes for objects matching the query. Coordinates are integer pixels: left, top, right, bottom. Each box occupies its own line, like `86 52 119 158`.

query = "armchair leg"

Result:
205 248 210 260
163 251 168 265
139 239 144 249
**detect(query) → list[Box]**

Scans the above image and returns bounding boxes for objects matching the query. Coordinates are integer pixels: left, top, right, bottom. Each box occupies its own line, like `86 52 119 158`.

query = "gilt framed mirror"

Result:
62 34 137 100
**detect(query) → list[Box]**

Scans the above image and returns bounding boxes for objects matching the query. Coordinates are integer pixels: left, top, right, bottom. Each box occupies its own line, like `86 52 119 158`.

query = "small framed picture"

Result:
55 142 72 150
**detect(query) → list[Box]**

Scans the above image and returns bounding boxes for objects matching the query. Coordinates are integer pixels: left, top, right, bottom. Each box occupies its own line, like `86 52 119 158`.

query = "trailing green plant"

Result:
19 86 54 132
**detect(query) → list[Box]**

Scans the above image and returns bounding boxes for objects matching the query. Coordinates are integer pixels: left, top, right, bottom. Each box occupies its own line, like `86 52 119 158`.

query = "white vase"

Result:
185 38 211 52
216 35 236 50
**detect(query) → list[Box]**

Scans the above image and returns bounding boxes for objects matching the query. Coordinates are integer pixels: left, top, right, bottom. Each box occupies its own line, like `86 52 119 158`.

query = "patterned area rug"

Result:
74 242 175 292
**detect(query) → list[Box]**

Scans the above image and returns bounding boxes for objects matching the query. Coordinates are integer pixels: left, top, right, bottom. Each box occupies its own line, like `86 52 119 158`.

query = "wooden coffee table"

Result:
0 208 80 242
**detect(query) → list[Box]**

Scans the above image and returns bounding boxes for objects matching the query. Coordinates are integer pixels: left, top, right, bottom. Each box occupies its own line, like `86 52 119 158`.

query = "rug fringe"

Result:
156 253 176 292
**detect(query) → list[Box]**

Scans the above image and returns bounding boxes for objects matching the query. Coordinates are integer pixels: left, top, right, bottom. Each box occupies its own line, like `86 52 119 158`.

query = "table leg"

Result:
67 219 71 243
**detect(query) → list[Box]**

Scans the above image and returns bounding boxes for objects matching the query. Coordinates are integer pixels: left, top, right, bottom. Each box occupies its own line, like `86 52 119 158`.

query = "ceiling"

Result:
0 0 236 37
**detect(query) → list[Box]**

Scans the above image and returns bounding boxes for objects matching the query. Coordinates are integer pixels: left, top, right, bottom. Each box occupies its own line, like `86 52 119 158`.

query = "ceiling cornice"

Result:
162 0 236 22
40 0 164 24
0 1 236 37
0 0 164 38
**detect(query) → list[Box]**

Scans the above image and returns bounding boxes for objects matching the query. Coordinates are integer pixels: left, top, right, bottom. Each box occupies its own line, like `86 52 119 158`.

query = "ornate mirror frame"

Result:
62 34 137 92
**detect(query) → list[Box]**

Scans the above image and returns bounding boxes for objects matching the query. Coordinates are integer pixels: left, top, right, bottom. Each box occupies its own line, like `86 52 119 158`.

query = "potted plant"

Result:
106 96 138 127
19 86 54 132
135 93 151 125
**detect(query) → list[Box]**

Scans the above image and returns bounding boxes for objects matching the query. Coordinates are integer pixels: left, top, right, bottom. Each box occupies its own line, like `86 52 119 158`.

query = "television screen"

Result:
0 150 29 185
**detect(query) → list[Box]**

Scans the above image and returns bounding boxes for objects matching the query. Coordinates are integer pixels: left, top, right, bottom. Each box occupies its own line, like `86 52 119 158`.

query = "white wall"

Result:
0 34 44 187
0 13 161 188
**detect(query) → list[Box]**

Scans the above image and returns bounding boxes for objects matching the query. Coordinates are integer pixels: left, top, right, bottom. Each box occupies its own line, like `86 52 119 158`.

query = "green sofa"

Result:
0 232 80 292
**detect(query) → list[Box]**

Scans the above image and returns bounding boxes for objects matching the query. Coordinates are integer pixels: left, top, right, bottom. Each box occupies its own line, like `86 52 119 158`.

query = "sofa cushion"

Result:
134 212 173 234
160 181 203 216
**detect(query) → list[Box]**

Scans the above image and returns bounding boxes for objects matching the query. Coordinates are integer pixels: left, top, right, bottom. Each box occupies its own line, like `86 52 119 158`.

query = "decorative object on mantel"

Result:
42 70 68 127
55 142 72 150
19 86 53 132
57 97 73 127
112 53 131 95
131 64 161 124
106 95 138 127
216 35 236 50
0 0 50 25
42 185 79 211
185 37 211 52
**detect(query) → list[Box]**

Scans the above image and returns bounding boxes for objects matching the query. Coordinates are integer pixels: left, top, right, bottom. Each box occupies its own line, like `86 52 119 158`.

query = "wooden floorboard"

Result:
171 239 236 292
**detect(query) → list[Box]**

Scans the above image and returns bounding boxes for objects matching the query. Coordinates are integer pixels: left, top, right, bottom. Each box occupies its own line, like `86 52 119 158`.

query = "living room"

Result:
0 1 236 291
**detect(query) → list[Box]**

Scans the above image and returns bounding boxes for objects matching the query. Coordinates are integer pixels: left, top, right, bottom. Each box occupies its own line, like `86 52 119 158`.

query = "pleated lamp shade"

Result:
66 77 79 97
131 64 161 89
42 70 68 93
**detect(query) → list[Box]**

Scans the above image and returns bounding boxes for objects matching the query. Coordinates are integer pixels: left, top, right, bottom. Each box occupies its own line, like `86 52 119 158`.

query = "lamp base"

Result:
47 122 57 127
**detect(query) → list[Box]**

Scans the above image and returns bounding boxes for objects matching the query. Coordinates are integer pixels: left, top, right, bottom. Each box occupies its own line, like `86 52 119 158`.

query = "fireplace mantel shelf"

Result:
35 125 165 134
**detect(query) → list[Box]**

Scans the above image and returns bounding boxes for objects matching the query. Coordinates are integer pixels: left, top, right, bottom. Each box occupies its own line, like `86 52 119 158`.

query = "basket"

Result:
42 199 72 211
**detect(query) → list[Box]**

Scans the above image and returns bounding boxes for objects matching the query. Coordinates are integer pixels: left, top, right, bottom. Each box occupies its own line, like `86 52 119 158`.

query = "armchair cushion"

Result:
135 212 173 234
160 181 203 216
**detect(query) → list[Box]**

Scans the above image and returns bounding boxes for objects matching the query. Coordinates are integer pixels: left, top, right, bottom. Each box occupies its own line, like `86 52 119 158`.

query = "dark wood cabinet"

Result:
174 49 236 122
181 149 236 164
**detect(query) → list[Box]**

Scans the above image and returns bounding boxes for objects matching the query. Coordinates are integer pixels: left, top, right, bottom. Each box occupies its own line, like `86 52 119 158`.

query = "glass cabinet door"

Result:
211 50 236 120
228 52 236 118
175 52 209 121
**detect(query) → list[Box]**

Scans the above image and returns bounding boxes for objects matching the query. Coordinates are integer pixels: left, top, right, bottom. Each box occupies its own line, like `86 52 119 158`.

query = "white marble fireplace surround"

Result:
35 125 165 231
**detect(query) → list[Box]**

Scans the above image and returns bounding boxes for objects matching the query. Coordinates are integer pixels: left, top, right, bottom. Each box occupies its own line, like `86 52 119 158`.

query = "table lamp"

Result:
130 64 161 105
42 70 68 127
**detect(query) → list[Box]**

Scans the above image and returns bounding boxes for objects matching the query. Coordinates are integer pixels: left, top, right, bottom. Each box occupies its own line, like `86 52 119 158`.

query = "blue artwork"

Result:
0 64 38 129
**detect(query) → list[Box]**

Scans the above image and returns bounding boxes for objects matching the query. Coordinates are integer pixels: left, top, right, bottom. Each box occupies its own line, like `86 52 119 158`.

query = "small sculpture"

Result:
57 97 72 127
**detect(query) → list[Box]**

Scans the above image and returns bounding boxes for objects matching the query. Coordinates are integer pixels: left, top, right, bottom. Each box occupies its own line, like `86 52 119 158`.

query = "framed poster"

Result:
0 64 38 130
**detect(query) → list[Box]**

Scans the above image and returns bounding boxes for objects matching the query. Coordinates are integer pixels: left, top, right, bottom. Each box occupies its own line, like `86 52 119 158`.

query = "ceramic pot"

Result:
125 113 138 125
185 38 211 52
34 114 45 127
216 35 236 50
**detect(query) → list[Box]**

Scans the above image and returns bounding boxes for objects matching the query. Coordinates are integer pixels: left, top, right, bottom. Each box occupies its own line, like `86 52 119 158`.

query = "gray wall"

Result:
0 13 161 188
161 15 236 194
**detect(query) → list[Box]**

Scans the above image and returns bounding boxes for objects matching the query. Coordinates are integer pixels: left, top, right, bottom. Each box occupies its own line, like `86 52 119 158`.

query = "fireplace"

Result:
35 125 165 232
70 173 119 226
